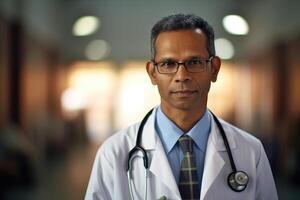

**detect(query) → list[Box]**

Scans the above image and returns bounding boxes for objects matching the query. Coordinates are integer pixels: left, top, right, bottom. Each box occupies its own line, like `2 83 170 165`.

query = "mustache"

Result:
172 89 197 93
170 85 198 93
171 88 198 93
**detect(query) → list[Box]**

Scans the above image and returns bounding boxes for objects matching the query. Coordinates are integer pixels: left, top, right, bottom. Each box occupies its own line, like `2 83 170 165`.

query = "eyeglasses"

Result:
152 56 214 74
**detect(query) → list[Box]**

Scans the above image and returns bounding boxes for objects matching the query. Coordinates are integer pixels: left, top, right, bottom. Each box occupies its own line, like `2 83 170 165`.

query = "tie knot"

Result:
178 135 193 153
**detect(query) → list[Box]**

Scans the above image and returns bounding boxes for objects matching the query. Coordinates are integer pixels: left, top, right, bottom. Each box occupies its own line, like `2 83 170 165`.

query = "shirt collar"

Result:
155 106 211 154
186 109 211 152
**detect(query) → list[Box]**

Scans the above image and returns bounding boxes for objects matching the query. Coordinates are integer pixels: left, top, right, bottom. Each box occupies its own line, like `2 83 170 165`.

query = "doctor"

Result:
85 14 278 200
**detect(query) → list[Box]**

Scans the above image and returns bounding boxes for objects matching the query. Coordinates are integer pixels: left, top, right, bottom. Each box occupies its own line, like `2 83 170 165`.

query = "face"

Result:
146 29 221 112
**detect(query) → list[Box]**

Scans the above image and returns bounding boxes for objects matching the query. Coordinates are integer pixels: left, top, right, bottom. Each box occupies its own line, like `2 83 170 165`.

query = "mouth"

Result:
171 90 198 98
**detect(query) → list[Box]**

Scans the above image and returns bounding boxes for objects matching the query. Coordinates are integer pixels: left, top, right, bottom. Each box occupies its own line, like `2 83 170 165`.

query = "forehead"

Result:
155 29 209 58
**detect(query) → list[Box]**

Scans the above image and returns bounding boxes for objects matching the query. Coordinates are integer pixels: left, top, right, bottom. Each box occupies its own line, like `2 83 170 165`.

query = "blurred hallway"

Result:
2 141 98 200
1 0 300 199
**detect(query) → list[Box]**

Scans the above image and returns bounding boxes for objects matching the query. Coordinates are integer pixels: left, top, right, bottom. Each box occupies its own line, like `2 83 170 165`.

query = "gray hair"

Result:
151 13 215 59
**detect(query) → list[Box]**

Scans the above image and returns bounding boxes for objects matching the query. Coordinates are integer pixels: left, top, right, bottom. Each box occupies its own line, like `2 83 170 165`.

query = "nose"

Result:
174 64 192 82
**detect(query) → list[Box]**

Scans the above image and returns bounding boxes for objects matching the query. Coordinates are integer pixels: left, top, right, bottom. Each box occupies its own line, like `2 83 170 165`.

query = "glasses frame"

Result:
152 56 214 74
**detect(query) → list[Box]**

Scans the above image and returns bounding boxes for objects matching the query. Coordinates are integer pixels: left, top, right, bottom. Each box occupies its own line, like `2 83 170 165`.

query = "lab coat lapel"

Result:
150 137 181 199
141 108 181 199
200 114 226 200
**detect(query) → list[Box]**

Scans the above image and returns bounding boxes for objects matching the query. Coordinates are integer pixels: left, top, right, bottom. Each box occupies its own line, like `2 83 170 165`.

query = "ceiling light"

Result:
61 88 87 111
215 38 235 60
223 15 249 35
73 16 100 36
85 39 111 60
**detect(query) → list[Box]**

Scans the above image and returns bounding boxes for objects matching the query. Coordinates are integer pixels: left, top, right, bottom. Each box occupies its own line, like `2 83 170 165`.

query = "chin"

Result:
161 96 205 112
173 102 200 111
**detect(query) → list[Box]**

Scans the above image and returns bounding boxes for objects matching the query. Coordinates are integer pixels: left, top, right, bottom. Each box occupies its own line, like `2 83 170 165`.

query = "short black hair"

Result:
151 13 215 59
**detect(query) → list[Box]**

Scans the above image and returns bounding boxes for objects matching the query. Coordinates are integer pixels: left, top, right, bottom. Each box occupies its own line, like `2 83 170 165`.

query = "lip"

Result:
171 90 197 97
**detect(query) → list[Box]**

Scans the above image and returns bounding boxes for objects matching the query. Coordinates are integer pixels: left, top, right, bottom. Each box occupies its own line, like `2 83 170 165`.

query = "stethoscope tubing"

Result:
210 111 237 172
126 108 248 199
127 108 237 172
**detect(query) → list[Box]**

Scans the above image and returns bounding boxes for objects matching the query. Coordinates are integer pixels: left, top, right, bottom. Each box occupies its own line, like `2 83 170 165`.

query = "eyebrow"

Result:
157 56 207 62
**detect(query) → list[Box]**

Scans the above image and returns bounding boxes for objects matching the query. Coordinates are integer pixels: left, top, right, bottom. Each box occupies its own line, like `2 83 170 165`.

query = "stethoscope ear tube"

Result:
210 111 237 172
136 109 154 148
127 109 153 171
210 111 249 192
127 146 149 171
127 109 153 200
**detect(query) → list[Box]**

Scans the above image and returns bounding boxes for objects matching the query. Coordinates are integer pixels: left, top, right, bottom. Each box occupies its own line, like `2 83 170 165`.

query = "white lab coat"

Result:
85 108 278 200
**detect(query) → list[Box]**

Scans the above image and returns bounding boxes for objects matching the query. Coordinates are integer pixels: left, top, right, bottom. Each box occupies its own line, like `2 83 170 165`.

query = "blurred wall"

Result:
0 0 300 199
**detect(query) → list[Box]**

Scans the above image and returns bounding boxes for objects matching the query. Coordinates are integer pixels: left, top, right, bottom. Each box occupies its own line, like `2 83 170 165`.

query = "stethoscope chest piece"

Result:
227 171 249 192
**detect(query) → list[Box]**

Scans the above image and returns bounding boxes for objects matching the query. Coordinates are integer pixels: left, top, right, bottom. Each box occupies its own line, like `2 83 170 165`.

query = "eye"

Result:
187 59 204 66
159 60 177 68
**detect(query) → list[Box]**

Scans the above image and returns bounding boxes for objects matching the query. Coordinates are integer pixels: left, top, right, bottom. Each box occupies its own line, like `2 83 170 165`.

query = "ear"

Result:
210 56 221 82
146 61 158 85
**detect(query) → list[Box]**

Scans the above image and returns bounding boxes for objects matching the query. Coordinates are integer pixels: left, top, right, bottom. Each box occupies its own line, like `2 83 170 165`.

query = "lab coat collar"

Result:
140 107 158 150
209 112 237 151
200 112 237 200
141 107 181 199
150 134 182 199
140 108 236 151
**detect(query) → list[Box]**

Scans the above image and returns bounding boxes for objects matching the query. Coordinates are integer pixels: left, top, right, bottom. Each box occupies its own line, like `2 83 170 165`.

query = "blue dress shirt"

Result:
155 106 211 190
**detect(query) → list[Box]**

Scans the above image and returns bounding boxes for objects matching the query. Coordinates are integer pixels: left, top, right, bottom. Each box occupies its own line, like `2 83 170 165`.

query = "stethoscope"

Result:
126 109 249 200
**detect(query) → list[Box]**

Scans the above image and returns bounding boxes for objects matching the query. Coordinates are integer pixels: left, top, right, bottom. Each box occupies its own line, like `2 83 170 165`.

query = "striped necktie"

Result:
178 135 200 200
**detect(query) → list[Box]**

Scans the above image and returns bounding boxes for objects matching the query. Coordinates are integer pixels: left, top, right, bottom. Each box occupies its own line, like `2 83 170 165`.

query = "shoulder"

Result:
220 119 260 143
217 118 268 169
96 122 141 162
219 118 263 155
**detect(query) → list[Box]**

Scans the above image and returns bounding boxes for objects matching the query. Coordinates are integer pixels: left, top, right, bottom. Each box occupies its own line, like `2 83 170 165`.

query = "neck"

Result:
160 105 207 133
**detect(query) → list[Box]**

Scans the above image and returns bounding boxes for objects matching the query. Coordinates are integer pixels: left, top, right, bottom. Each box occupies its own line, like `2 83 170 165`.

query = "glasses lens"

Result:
157 61 178 73
154 57 212 74
186 59 207 72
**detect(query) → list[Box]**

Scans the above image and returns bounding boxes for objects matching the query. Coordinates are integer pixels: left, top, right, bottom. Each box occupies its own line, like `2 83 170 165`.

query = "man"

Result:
85 14 278 200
